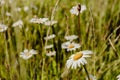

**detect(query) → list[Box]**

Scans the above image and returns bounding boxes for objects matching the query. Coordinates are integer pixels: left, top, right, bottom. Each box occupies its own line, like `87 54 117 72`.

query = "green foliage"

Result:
0 0 120 80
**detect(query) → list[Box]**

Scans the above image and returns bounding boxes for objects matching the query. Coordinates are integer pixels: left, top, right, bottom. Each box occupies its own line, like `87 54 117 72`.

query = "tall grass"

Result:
0 0 120 80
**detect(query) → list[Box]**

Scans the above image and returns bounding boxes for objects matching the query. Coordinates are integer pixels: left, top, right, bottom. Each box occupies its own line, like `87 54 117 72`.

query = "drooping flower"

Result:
62 41 80 51
86 74 96 80
30 17 48 24
46 51 56 56
20 49 37 60
0 23 8 32
44 20 57 26
117 74 120 80
44 34 56 40
65 35 78 41
66 50 93 69
12 20 23 28
70 4 86 16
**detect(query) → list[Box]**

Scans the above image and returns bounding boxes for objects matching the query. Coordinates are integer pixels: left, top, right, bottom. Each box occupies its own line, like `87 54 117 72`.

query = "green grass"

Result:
0 0 120 80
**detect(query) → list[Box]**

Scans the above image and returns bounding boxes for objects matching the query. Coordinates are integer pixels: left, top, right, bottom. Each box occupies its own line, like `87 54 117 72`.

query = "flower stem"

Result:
41 58 45 80
83 65 90 80
77 12 82 45
38 25 43 50
4 31 11 79
51 25 58 61
4 32 9 65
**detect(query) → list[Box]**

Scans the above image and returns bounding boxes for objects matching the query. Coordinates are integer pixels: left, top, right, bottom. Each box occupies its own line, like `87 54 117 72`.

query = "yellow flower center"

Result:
73 52 83 60
68 44 74 48
25 52 31 56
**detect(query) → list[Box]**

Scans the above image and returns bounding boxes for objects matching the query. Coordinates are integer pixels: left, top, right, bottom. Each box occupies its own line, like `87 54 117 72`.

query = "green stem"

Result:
77 13 81 44
89 8 96 76
51 26 58 60
38 25 43 50
4 32 9 65
83 65 90 80
41 58 45 80
45 0 61 48
4 32 11 79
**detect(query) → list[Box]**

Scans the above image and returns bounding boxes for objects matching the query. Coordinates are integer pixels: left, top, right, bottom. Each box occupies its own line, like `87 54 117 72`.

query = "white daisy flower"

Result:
44 44 53 49
46 51 56 56
44 34 56 40
30 17 38 23
66 50 93 69
16 7 21 12
65 35 78 41
117 74 120 80
20 49 37 60
44 20 57 26
81 5 86 12
62 41 81 51
0 23 8 32
30 17 48 24
6 12 11 17
70 4 86 16
0 0 5 6
12 20 23 28
24 6 29 12
86 74 97 80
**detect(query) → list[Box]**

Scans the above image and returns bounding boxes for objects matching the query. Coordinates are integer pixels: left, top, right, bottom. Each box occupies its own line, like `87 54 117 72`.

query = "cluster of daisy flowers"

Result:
44 34 56 56
30 15 57 57
62 35 80 51
61 35 94 78
61 36 93 70
0 3 94 79
30 16 57 26
1 1 120 80
63 4 92 70
60 3 95 79
61 3 87 53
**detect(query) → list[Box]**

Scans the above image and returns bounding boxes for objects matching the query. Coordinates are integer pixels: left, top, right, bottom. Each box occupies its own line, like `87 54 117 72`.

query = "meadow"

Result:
0 0 120 80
